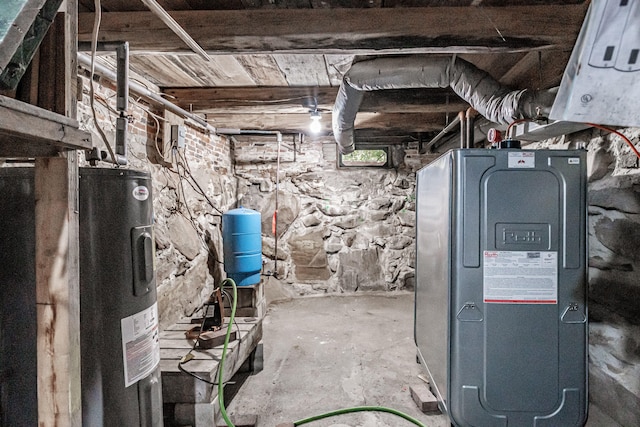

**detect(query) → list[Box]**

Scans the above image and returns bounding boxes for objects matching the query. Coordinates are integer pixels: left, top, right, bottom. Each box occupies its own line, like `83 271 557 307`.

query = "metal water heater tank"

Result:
79 167 163 426
222 207 262 286
0 168 163 426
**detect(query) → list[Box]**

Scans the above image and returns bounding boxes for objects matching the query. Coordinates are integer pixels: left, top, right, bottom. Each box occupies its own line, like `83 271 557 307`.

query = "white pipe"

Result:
140 0 211 61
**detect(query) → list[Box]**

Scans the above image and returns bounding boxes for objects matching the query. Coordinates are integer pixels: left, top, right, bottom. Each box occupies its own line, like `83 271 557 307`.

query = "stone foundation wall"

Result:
233 136 432 296
531 127 640 425
77 74 235 329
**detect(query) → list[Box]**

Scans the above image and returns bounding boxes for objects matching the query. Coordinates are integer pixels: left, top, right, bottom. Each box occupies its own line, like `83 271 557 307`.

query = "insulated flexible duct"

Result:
332 56 557 154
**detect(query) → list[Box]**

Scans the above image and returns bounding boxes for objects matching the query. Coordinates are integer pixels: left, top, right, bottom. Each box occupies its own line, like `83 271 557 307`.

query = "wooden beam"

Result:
0 140 59 157
36 12 67 114
0 95 91 155
207 112 446 133
35 155 81 427
163 86 338 111
499 48 573 90
78 4 589 54
163 86 468 114
64 1 78 120
36 2 81 426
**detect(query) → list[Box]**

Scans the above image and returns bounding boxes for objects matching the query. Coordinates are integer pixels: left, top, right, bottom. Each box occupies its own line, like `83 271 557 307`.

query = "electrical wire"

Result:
506 118 532 139
92 91 167 163
588 123 640 160
199 95 314 106
293 406 427 426
89 0 117 165
178 288 238 387
136 104 169 159
176 149 224 215
175 158 197 220
177 308 222 386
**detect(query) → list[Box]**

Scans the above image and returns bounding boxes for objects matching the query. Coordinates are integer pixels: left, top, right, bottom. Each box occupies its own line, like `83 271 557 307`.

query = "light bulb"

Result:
309 111 322 134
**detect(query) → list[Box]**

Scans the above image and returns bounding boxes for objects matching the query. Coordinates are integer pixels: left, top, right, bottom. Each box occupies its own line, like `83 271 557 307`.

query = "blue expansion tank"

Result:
222 207 262 286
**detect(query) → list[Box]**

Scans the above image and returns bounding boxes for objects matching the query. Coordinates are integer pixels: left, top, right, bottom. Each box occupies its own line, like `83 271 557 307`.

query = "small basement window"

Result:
339 147 390 168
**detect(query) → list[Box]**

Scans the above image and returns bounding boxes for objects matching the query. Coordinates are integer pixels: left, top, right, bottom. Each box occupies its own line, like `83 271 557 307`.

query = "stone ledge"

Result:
589 321 640 427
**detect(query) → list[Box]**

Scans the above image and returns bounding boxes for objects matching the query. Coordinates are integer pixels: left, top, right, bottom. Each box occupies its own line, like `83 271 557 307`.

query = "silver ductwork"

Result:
332 56 557 154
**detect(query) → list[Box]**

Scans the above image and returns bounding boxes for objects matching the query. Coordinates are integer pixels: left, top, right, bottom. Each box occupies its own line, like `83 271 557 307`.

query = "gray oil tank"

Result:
415 149 588 426
79 167 163 427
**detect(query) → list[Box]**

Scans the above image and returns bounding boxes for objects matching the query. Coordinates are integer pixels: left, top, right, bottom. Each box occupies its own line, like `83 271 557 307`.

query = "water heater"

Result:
415 148 588 426
79 168 163 426
0 167 163 426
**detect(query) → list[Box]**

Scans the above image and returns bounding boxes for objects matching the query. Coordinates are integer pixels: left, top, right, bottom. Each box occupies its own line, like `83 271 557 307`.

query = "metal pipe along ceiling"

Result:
77 53 216 134
332 56 558 154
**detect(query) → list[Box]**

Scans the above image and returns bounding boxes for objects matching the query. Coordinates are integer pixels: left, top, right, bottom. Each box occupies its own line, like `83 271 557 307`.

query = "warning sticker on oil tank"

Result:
121 302 160 387
483 251 558 304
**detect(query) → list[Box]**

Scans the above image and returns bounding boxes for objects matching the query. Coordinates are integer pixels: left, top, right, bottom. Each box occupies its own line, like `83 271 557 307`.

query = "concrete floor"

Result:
226 292 621 427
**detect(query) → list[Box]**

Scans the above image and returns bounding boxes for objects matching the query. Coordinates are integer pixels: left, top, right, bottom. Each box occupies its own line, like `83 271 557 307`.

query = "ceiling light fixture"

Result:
309 110 322 134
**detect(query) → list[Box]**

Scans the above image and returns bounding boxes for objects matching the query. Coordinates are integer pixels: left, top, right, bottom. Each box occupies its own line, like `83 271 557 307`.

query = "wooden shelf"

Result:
160 317 263 426
0 95 91 157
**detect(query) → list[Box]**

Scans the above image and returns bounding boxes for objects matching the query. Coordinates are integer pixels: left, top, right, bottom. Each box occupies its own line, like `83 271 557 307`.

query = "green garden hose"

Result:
293 405 427 426
218 277 238 427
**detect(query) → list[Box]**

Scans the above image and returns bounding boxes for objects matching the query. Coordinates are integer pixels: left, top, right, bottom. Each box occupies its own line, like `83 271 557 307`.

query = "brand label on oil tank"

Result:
507 152 535 168
483 251 557 304
120 302 160 387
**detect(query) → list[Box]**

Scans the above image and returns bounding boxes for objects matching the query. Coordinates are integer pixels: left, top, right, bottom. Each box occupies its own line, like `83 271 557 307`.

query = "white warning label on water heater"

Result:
483 251 558 304
121 302 160 387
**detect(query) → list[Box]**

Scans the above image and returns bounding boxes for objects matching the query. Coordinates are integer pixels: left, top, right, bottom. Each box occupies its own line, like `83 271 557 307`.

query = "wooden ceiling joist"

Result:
164 86 339 111
205 111 447 133
164 86 469 114
78 4 588 54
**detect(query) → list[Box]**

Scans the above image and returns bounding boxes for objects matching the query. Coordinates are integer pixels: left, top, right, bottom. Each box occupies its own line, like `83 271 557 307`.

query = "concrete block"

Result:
175 396 220 427
410 383 440 413
275 424 295 427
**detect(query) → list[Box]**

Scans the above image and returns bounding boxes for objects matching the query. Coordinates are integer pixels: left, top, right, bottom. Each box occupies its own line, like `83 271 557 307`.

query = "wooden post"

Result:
35 0 81 425
64 0 77 120
35 155 81 427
